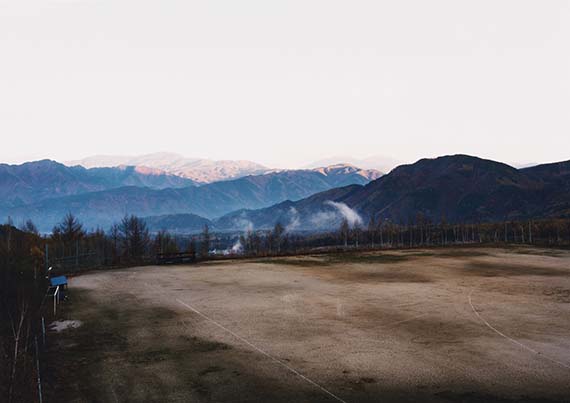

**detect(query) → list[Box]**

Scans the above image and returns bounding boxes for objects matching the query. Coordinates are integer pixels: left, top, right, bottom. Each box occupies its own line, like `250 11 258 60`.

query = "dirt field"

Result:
46 247 570 403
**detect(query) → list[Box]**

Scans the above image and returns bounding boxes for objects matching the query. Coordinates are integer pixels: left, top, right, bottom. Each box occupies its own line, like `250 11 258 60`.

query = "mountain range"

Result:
3 154 569 234
0 160 381 231
0 160 196 209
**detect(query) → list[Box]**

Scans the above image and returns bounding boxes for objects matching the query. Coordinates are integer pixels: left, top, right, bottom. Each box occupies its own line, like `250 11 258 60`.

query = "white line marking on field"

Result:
176 298 348 403
468 289 570 370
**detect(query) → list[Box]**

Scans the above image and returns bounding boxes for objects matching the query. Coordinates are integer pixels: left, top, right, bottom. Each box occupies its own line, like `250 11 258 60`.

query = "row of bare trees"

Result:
45 214 216 270
333 216 570 250
10 213 570 270
234 217 570 257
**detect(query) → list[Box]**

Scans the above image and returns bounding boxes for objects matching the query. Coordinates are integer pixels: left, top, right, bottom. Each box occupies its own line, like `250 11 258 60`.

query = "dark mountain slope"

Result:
215 185 362 230
519 160 570 218
216 155 570 231
346 155 542 223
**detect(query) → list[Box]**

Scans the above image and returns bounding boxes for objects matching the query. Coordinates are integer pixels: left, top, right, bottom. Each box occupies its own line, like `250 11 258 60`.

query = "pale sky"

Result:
1 0 569 168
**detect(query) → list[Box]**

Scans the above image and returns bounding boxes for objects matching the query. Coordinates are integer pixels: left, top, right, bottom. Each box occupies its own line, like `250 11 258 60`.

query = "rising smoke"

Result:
324 201 363 227
231 239 243 253
285 207 301 233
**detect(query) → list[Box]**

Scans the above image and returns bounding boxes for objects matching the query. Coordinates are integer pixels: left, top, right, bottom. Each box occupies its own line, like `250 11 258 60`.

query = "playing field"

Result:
47 247 570 403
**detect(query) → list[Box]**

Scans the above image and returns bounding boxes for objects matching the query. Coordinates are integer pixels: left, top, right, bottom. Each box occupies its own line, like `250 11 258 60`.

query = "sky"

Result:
1 0 569 169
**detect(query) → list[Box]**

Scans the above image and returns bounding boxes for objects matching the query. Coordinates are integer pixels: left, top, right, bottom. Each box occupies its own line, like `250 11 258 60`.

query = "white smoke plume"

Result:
324 201 363 227
309 211 338 228
284 207 301 233
231 239 243 254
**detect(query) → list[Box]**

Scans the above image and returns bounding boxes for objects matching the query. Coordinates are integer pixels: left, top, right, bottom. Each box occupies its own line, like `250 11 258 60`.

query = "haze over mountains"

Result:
0 158 381 231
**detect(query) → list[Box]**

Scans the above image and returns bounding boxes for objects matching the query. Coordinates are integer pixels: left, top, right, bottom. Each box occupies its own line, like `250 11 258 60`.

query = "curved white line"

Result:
468 289 570 371
176 298 348 403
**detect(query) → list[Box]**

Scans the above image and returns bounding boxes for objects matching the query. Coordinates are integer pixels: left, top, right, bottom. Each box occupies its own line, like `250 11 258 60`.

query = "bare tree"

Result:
339 218 350 247
119 215 150 262
200 224 210 259
272 222 284 253
187 237 197 260
367 216 376 247
154 230 179 254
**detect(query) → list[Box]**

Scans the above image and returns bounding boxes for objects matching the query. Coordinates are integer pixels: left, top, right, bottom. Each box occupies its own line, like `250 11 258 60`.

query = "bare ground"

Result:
45 247 570 403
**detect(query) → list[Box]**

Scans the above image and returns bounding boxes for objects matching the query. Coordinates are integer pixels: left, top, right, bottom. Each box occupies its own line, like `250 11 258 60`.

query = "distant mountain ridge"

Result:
306 155 401 173
0 160 196 209
66 152 269 184
1 160 381 231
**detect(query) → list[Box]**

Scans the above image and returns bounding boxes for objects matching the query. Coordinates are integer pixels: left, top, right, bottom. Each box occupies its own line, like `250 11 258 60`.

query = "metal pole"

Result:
41 317 46 347
35 336 43 403
53 287 59 316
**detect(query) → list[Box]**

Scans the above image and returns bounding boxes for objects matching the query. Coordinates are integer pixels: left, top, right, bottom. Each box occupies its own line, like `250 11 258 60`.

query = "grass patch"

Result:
436 250 489 258
402 250 489 258
512 248 568 258
257 252 410 267
256 257 330 267
178 335 232 352
463 261 567 277
127 348 172 364
327 253 410 264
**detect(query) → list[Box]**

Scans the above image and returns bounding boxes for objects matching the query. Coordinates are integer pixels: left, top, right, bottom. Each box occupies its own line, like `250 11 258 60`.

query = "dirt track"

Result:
47 247 570 402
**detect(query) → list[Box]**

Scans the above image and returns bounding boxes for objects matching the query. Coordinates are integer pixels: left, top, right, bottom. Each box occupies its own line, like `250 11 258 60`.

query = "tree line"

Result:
46 213 214 268
225 216 570 257
5 212 570 271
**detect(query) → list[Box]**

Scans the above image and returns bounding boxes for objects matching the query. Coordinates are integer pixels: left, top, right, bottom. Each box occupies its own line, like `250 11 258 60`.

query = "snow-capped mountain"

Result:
66 152 269 184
